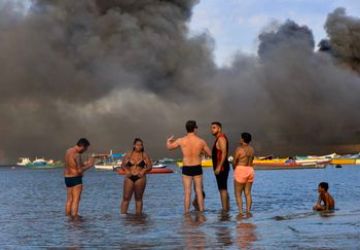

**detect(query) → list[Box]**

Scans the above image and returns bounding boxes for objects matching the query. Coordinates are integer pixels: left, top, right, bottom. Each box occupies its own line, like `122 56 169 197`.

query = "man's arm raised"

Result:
166 136 180 150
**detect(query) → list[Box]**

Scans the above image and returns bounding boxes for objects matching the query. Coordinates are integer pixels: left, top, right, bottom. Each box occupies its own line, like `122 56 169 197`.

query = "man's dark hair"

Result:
77 138 90 147
211 121 222 128
241 132 252 144
186 120 198 133
319 182 329 191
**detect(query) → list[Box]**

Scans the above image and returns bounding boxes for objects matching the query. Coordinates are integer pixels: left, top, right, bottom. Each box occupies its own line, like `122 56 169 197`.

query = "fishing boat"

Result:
152 161 167 169
93 151 124 171
17 157 31 166
158 158 176 164
253 155 331 170
294 158 331 166
330 153 360 165
25 158 63 169
254 162 327 170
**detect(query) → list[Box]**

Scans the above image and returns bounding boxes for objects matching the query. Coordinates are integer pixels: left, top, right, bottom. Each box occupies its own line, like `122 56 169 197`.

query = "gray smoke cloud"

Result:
0 1 359 163
320 8 360 72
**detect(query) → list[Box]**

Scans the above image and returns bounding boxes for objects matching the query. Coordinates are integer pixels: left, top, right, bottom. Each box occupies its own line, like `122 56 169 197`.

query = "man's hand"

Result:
87 157 95 167
167 135 176 143
166 135 179 150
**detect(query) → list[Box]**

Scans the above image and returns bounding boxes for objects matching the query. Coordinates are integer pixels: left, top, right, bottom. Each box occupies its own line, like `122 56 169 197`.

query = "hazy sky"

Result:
189 0 360 66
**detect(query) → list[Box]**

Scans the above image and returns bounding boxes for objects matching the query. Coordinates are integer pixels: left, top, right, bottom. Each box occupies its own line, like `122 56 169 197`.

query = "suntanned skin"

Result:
167 131 211 214
233 140 255 216
211 124 230 211
64 145 94 218
119 141 152 215
313 187 335 211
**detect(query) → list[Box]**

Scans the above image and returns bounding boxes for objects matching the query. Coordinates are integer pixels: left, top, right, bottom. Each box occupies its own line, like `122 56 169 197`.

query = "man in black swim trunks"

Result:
211 122 230 211
167 120 211 213
64 138 95 218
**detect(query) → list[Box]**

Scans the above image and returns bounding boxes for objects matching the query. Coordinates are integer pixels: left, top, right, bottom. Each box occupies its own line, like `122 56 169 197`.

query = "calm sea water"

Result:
0 165 359 249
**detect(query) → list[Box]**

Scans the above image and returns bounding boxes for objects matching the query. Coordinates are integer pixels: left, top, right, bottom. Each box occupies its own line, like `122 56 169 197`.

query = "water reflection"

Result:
218 210 232 222
184 212 207 226
121 213 150 226
236 222 257 249
215 211 233 247
182 212 207 249
235 215 257 249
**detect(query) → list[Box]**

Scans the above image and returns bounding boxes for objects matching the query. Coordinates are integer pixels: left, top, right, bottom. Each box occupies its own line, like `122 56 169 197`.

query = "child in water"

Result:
313 182 335 211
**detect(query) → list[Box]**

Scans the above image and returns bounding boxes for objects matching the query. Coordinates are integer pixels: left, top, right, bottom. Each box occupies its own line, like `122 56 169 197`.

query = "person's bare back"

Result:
234 145 255 166
320 192 335 210
177 134 211 166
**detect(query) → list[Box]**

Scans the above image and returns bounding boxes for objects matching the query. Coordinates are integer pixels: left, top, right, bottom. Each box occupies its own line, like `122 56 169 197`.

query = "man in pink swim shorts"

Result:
233 132 255 216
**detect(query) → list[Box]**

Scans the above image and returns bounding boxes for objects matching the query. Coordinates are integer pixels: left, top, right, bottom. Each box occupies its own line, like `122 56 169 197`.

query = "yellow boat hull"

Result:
330 158 356 165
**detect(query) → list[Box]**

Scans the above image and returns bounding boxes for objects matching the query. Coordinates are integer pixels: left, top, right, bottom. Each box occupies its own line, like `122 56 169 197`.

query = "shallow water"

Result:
0 165 359 249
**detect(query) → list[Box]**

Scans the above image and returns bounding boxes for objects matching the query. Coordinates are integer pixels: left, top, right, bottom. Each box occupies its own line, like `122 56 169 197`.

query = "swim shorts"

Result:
234 166 254 183
64 176 83 187
182 165 203 176
214 166 230 190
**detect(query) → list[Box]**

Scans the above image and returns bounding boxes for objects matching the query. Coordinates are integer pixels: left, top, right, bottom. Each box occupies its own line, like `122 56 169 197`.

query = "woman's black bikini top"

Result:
126 152 146 168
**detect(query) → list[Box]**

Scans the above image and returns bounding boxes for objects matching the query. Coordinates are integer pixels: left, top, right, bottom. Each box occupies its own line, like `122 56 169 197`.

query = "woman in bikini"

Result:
119 138 152 215
233 132 255 217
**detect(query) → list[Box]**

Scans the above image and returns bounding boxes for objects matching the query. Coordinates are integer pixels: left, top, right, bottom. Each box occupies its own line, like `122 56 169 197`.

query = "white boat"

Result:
23 157 63 169
17 157 31 166
94 151 124 171
158 158 175 164
295 155 331 166
295 159 331 166
95 159 122 170
94 164 117 170
152 161 166 169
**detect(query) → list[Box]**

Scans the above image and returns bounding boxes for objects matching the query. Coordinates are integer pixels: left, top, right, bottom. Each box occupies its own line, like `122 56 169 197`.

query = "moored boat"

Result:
152 161 167 169
331 158 357 165
25 158 63 169
254 163 326 170
17 157 31 166
93 151 124 171
254 156 329 170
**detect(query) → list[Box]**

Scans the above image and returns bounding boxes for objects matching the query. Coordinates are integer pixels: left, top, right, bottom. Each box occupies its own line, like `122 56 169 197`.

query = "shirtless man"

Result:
313 182 335 211
166 120 211 213
233 132 255 216
64 138 95 218
211 121 230 211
